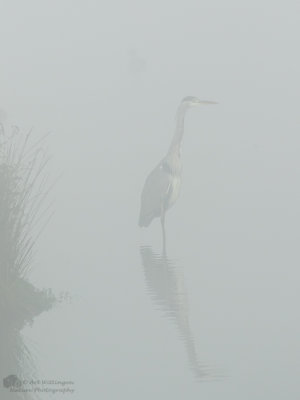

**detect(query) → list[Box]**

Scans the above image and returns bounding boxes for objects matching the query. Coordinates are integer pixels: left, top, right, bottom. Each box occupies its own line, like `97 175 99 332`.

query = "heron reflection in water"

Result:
140 245 214 380
139 96 217 244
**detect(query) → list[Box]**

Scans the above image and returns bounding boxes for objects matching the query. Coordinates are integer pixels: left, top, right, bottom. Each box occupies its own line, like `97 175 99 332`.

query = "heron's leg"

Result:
160 203 166 254
162 227 166 256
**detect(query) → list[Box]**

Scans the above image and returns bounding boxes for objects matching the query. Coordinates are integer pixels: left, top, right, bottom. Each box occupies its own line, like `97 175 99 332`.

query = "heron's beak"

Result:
194 99 218 105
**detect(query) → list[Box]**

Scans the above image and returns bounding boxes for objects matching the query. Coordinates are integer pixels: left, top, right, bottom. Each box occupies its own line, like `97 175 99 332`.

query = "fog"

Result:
0 0 300 399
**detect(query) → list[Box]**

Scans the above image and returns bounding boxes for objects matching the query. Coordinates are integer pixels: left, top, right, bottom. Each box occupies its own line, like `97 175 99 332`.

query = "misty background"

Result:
0 0 300 399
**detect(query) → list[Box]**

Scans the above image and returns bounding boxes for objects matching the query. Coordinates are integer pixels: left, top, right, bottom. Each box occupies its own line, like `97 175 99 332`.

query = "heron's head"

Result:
181 96 218 108
176 96 217 120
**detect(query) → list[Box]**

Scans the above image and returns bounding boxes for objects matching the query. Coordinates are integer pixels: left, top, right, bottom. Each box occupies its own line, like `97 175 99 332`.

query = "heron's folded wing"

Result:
139 163 171 226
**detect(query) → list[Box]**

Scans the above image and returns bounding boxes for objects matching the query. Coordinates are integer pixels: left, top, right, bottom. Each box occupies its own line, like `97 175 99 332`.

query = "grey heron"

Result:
138 96 217 239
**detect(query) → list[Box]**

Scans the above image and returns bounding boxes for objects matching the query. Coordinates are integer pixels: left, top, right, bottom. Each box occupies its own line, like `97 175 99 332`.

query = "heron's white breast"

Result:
168 175 181 209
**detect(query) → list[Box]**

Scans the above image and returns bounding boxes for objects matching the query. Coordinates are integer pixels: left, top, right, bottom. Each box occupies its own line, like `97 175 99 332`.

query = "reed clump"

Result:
0 124 56 385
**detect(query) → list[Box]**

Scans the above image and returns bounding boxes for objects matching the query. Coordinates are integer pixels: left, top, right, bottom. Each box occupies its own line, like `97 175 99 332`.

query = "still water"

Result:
1 100 300 399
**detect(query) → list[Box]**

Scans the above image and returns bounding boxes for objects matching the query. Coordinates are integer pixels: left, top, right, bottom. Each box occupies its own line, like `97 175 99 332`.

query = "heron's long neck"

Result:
169 105 187 153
